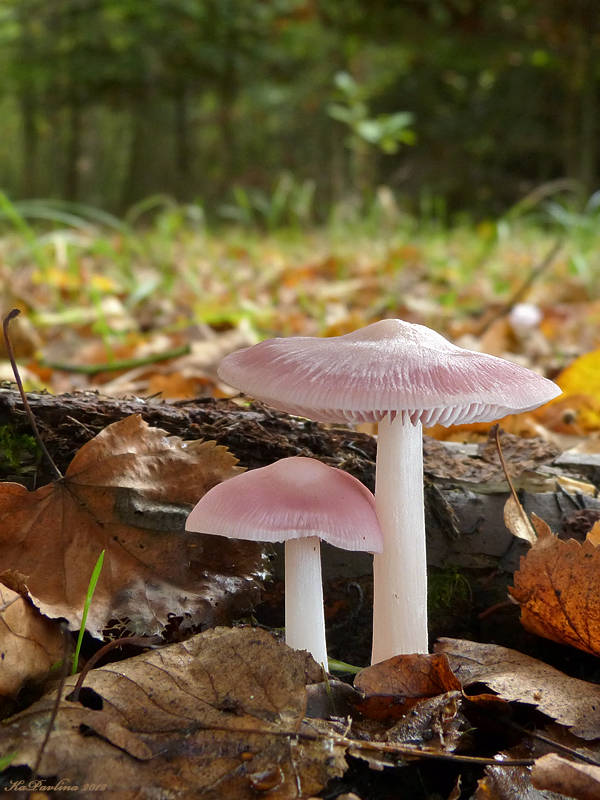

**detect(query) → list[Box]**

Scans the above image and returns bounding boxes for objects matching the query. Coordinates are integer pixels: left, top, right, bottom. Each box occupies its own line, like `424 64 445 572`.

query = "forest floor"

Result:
2 208 600 799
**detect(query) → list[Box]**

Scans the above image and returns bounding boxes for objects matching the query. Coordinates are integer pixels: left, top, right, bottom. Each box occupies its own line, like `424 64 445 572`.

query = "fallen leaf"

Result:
0 415 264 637
503 495 537 546
531 753 600 800
435 638 600 739
553 350 600 431
0 583 64 698
353 653 461 720
0 627 347 799
586 520 600 547
474 754 550 800
508 522 600 656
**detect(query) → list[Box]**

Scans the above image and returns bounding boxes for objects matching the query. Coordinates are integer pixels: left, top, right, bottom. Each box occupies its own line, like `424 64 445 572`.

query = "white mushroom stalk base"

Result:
372 415 428 663
285 536 328 669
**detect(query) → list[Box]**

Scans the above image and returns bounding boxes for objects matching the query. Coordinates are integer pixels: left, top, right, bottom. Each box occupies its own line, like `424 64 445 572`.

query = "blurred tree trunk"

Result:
577 39 598 200
217 41 238 195
64 97 83 201
18 6 38 197
174 85 191 198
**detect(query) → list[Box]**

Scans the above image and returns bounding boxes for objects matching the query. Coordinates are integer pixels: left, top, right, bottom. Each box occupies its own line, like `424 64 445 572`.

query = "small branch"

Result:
2 309 62 479
475 239 562 337
67 635 161 703
494 425 534 540
30 624 71 792
41 344 190 375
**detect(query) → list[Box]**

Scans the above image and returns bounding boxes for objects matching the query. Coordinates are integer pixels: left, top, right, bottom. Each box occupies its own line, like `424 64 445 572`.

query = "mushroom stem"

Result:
285 536 328 669
371 414 427 663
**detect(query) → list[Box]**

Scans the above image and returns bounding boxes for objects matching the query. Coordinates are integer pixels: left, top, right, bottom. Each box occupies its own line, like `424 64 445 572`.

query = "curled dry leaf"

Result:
509 520 600 656
0 415 264 637
353 653 461 721
503 495 537 546
0 627 347 799
435 638 600 740
0 583 64 698
531 753 600 800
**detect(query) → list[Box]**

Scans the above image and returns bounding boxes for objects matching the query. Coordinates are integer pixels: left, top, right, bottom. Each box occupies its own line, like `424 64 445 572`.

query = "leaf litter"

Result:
4 231 600 796
0 627 346 799
0 414 265 638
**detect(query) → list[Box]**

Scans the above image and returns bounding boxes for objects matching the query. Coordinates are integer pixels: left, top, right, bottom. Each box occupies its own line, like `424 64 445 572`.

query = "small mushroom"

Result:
185 456 383 669
218 318 562 663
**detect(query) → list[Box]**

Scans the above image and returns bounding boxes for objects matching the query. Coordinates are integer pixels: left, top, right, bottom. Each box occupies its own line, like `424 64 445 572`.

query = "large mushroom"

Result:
185 456 383 669
218 318 562 663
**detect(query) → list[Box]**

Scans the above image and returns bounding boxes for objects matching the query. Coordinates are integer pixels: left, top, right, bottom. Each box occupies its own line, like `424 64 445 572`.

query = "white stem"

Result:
371 415 427 663
285 536 328 669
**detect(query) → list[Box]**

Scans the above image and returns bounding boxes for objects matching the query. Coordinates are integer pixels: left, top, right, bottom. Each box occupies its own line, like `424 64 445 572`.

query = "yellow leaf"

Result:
554 350 600 431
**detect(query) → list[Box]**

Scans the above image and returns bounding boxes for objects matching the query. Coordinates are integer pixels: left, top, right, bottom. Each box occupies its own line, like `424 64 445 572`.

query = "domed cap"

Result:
185 456 383 553
218 318 562 426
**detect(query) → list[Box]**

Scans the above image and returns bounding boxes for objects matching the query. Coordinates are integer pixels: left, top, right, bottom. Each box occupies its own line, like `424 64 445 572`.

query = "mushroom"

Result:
218 318 562 663
185 456 383 669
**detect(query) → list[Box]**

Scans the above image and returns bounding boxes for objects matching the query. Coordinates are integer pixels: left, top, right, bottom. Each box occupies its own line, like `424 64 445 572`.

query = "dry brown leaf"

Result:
0 627 347 799
353 654 461 720
586 520 600 547
435 638 600 739
0 583 64 698
474 758 551 800
0 415 264 637
503 495 537 546
508 523 600 656
531 753 600 800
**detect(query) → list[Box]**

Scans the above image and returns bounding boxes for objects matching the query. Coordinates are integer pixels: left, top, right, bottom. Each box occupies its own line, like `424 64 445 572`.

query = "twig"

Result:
475 239 562 337
29 624 71 795
494 424 534 539
2 309 62 479
67 635 161 703
41 344 190 375
504 720 600 767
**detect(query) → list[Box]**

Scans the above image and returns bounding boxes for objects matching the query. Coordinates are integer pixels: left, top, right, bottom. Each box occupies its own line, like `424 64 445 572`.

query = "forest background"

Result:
1 0 597 221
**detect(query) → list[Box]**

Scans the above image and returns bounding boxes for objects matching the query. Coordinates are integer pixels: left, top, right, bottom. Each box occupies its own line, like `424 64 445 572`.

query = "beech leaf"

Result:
508 522 600 656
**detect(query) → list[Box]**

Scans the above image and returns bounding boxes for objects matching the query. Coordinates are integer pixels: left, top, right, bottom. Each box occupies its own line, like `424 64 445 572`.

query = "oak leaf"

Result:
508 522 600 656
0 415 263 637
0 627 347 799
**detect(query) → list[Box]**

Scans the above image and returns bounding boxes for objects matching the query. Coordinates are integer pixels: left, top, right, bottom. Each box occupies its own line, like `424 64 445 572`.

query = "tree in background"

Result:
0 0 597 218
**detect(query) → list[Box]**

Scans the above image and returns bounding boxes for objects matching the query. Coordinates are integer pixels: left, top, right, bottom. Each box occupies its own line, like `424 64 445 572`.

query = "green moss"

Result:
428 566 472 614
0 424 40 472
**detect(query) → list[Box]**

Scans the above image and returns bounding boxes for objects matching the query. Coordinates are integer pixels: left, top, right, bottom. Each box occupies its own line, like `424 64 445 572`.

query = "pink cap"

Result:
218 318 561 426
185 456 383 552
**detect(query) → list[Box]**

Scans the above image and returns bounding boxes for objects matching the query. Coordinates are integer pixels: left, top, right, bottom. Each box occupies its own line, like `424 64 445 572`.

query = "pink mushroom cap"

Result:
185 456 383 552
218 318 562 426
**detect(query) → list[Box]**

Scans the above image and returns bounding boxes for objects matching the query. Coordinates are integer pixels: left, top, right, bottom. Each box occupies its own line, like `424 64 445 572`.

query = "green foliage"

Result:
0 1 596 216
72 549 105 675
329 71 415 156
219 173 315 230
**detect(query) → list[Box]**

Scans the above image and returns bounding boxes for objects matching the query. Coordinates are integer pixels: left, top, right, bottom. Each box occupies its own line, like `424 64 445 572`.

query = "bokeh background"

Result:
2 1 596 219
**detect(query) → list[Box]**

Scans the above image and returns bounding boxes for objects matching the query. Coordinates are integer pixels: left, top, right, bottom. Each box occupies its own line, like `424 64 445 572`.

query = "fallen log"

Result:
1 387 599 662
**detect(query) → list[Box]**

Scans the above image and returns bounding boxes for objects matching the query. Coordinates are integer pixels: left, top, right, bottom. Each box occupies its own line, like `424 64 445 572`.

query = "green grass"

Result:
72 549 105 675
